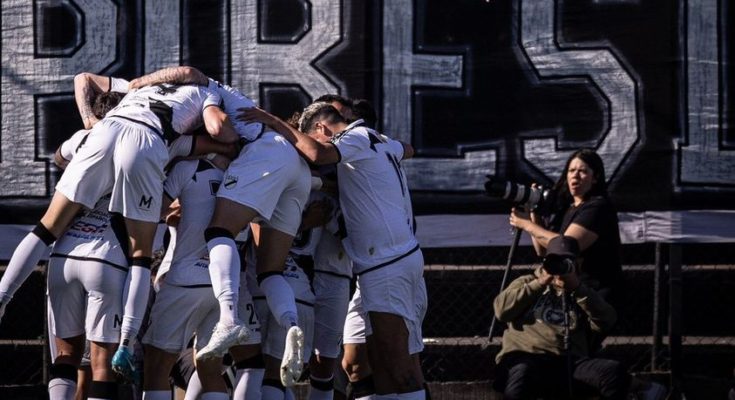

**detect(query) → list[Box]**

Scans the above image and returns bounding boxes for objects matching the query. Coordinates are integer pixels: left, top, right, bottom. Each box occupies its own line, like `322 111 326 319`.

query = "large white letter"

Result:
677 0 735 186
0 0 117 196
229 0 344 102
383 0 495 191
516 0 641 184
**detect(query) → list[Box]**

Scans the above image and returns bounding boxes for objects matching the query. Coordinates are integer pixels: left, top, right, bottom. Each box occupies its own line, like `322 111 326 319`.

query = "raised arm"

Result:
74 72 111 129
238 107 339 165
128 66 209 90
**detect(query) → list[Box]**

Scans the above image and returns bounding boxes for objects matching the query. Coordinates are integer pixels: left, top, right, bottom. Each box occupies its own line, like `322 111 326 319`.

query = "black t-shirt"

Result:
559 196 623 294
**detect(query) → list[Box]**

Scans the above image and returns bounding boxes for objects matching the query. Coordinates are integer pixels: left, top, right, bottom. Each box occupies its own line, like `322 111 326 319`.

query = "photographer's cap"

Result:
544 235 579 266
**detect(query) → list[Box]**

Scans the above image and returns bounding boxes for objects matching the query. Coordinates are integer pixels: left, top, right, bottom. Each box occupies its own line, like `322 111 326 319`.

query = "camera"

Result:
543 256 576 275
484 177 554 212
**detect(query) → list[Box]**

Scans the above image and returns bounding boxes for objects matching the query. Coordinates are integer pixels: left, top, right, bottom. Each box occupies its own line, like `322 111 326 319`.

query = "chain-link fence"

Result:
1 242 734 398
420 242 735 397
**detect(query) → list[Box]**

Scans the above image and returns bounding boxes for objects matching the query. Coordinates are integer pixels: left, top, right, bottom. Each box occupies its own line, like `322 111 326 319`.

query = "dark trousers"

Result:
494 352 630 400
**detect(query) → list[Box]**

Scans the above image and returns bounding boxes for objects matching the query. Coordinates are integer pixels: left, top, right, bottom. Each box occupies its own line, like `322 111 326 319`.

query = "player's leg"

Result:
0 193 82 318
360 251 426 398
88 341 118 400
194 356 228 400
49 335 84 400
230 274 266 400
230 345 265 400
107 125 167 375
310 272 350 400
197 198 259 361
142 345 179 399
342 289 376 400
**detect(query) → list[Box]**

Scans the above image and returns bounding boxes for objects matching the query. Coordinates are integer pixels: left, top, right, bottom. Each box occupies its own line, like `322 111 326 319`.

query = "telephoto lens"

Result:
484 177 552 211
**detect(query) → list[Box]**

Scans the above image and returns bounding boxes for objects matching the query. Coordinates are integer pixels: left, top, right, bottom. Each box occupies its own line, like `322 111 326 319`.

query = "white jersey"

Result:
206 79 263 142
331 121 418 272
245 239 315 304
51 132 127 269
314 204 353 279
50 195 128 270
106 83 220 144
160 159 222 286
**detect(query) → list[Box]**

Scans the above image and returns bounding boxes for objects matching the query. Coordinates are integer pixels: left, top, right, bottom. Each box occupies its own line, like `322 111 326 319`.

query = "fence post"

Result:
668 243 683 398
651 242 666 371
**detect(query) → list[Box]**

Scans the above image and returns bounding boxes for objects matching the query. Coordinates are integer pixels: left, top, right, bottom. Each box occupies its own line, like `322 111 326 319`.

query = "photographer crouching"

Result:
492 236 628 399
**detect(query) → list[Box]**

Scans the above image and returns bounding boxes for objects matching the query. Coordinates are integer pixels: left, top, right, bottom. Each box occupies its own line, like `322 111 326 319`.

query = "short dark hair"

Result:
92 91 125 119
299 102 346 133
314 94 352 109
352 99 378 129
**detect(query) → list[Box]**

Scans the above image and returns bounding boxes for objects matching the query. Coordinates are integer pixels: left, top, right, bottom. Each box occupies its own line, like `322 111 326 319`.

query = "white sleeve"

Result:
202 82 222 110
109 77 130 93
163 160 195 200
59 129 91 162
333 129 370 163
167 135 195 159
384 136 406 161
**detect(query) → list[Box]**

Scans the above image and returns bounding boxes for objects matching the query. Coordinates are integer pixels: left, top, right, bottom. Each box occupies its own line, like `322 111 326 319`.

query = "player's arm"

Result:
238 107 339 165
74 72 112 129
128 66 209 90
203 106 240 144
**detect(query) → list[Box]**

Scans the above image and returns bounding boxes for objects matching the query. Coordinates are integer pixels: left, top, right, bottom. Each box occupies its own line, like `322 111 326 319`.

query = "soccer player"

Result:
0 71 240 385
129 66 312 386
141 155 261 400
240 103 428 399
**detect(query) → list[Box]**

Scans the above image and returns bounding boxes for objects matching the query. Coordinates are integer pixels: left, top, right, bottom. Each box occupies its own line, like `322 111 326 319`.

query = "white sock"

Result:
184 370 203 400
120 265 152 345
308 374 334 400
143 390 172 400
261 383 285 400
207 236 240 324
259 274 298 328
234 368 264 400
48 377 76 400
0 229 53 298
356 396 378 400
201 392 229 400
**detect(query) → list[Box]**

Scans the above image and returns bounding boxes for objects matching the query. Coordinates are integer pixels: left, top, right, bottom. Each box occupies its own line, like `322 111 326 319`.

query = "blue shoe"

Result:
111 346 139 384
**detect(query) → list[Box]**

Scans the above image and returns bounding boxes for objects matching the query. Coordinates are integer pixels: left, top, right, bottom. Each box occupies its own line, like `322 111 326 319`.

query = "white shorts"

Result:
47 257 127 343
342 287 366 345
236 280 262 345
56 118 168 223
254 299 314 360
312 272 350 358
217 132 311 236
354 250 428 354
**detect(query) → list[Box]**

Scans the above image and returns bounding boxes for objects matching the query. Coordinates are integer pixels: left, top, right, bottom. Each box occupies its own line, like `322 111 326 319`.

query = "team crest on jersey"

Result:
223 175 238 189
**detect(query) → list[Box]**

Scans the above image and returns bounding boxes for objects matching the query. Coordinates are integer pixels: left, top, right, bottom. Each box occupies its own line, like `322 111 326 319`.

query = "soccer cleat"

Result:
111 346 140 384
280 325 304 387
635 381 667 400
196 321 251 361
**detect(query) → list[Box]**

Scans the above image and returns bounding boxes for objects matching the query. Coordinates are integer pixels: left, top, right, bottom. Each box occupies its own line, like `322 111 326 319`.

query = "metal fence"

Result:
1 242 734 399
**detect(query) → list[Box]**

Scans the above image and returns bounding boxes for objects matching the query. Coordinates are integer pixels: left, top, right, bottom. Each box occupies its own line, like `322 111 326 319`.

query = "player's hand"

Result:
128 78 146 90
237 107 277 126
300 199 333 231
165 200 182 227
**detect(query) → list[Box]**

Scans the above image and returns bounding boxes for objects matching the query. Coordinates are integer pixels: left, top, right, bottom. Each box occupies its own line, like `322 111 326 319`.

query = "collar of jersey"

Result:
331 118 366 143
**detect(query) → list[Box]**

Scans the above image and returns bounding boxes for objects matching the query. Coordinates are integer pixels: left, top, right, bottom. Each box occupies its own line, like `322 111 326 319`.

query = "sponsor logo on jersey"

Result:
224 175 238 189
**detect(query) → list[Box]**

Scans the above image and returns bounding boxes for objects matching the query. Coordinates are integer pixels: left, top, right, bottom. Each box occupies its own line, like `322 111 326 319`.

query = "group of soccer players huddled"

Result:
0 66 428 400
